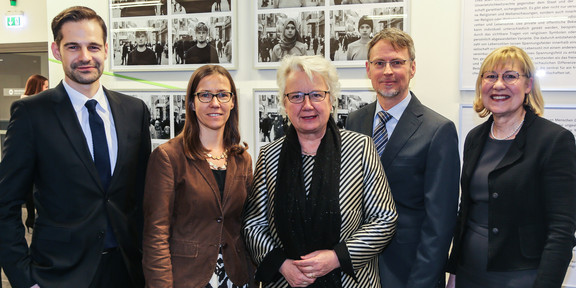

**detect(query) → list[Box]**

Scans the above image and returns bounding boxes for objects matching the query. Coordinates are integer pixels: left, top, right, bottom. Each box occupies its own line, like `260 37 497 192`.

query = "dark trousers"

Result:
89 248 136 288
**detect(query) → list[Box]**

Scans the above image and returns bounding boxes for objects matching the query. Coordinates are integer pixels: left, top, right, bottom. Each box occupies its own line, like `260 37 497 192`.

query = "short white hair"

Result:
276 55 340 116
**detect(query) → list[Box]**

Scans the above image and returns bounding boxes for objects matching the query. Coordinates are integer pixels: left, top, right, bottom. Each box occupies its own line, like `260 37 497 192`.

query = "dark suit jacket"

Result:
447 107 576 287
0 82 151 288
142 136 254 288
346 93 460 288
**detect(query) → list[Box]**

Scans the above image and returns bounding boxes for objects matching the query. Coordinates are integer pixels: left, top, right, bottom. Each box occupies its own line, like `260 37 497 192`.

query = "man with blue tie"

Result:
346 28 460 288
0 6 150 288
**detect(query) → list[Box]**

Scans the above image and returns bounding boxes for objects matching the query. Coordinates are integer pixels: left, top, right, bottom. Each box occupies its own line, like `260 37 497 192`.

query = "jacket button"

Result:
492 193 499 199
216 217 222 223
492 228 499 234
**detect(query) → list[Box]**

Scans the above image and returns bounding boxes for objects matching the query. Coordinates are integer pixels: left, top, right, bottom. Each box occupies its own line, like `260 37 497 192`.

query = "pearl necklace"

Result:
205 150 227 160
490 120 524 140
205 150 227 170
301 150 316 156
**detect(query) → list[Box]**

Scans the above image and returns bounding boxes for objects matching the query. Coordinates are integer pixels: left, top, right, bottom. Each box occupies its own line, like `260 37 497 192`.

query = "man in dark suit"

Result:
346 28 460 288
0 6 150 288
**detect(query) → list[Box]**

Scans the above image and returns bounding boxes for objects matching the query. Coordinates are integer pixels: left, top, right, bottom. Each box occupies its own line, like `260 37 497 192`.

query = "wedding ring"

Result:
308 272 316 278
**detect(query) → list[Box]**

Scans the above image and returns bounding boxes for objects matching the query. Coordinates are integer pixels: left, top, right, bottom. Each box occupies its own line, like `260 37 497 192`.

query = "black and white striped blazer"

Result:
243 129 397 287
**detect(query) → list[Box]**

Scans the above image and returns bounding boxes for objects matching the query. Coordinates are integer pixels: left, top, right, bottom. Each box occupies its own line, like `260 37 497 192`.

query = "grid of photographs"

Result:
119 90 186 149
255 0 408 68
253 88 375 157
109 0 235 71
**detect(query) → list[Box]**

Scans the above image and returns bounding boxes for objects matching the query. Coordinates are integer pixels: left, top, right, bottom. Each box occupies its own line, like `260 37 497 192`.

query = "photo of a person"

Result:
127 30 158 65
270 18 307 62
346 15 372 60
184 22 220 64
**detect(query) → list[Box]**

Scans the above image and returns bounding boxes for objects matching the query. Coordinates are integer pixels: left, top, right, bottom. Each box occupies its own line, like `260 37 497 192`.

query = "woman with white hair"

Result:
243 55 398 287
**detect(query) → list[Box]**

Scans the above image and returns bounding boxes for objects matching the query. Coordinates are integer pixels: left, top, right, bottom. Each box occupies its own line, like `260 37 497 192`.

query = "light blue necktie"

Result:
373 111 392 156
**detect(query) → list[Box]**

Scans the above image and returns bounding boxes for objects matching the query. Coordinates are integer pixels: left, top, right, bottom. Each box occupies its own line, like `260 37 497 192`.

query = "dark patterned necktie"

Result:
373 111 392 156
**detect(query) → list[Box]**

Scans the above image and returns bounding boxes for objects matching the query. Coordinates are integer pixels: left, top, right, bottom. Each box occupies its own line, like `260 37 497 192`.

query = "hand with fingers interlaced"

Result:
293 250 340 281
280 259 317 287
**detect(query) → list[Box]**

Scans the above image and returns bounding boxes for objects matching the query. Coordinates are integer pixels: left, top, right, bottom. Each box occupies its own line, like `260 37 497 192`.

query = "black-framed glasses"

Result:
368 59 409 69
482 71 526 85
285 90 329 104
195 91 234 103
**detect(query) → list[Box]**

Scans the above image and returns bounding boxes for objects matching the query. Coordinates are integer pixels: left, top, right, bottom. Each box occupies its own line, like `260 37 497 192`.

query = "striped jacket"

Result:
243 129 397 287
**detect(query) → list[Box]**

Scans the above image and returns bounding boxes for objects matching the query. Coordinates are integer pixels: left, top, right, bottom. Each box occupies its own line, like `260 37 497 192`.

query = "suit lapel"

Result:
358 102 377 136
190 158 222 206
381 95 423 169
51 83 102 189
106 89 124 185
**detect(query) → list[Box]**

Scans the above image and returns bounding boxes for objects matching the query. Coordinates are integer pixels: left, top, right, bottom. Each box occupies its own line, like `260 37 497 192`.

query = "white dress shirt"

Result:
63 81 118 174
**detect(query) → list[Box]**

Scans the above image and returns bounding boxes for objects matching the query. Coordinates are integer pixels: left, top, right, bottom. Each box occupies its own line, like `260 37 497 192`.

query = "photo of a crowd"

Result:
255 0 407 67
120 91 186 144
109 0 234 70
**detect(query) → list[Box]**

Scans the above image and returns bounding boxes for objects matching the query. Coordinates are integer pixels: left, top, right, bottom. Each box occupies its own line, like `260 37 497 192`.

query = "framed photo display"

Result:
253 88 375 157
119 90 186 149
109 0 236 71
255 0 409 68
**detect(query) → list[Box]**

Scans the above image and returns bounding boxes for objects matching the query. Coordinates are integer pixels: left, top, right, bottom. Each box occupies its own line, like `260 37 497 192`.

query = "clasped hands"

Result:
279 249 340 287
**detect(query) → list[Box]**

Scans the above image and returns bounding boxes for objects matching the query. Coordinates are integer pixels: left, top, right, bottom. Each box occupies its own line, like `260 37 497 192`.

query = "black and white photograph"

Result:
258 0 324 9
111 19 169 67
120 91 185 145
171 16 232 65
172 94 186 136
110 0 168 17
256 11 325 67
172 0 231 14
336 89 375 128
330 6 404 62
254 0 408 68
109 0 236 70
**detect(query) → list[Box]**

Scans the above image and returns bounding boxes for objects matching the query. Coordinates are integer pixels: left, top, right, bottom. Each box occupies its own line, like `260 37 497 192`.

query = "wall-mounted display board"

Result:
254 0 409 69
461 0 576 91
109 0 236 71
253 87 374 157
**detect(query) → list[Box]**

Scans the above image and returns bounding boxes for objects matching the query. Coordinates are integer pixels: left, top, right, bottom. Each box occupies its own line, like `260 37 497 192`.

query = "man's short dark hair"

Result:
135 30 148 38
195 22 209 33
51 6 107 46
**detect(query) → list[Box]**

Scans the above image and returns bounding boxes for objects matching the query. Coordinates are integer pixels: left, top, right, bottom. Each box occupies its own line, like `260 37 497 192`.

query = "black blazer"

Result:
346 93 460 288
447 107 576 287
0 82 151 288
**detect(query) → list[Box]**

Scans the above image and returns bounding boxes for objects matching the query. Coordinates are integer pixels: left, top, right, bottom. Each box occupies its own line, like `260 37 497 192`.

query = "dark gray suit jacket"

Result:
0 82 151 288
346 93 460 288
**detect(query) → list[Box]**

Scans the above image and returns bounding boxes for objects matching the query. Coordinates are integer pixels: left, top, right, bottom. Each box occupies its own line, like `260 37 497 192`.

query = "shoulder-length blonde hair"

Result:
474 46 544 117
181 65 246 160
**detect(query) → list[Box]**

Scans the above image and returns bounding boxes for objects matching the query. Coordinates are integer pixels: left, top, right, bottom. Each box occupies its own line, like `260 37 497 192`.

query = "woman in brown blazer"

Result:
143 65 254 287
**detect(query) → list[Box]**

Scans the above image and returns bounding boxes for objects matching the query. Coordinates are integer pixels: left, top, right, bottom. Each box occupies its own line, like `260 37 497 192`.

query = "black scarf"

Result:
275 118 343 287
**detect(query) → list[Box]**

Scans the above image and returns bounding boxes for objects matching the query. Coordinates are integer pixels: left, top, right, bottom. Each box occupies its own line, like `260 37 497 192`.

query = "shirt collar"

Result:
63 81 108 113
375 92 412 120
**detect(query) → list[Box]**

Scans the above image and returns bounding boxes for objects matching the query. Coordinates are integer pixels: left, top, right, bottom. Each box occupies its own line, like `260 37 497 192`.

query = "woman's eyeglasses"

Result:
195 91 234 103
285 91 329 104
482 71 527 85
